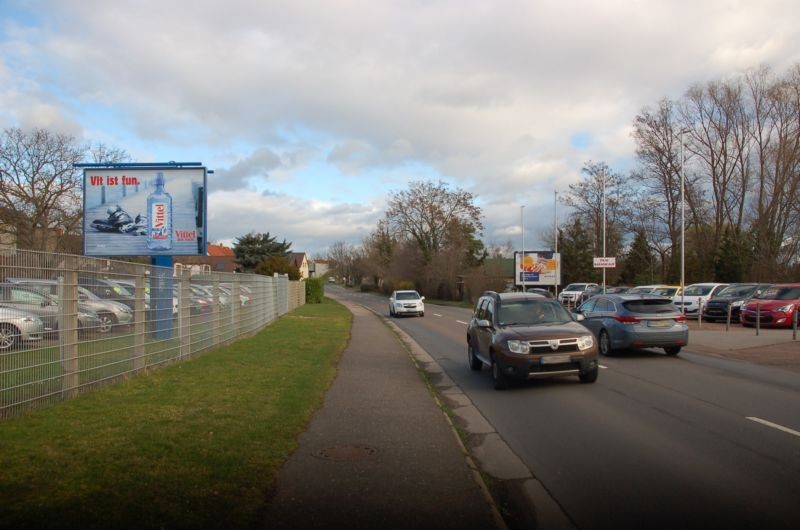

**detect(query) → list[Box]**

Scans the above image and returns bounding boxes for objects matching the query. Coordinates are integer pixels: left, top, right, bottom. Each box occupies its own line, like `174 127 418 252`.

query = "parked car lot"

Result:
389 290 425 317
5 278 134 333
575 293 689 356
702 283 771 323
0 283 103 335
741 283 800 328
467 291 599 389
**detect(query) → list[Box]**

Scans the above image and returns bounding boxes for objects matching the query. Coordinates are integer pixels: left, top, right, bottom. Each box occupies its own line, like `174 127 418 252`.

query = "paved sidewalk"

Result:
262 299 501 529
683 321 800 373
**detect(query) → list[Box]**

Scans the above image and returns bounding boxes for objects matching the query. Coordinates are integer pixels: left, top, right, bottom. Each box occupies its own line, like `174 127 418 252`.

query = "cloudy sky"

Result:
2 0 799 256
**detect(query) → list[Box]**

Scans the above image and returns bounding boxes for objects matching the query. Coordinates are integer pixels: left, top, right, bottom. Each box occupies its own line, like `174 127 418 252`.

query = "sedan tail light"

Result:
674 314 687 322
614 315 641 324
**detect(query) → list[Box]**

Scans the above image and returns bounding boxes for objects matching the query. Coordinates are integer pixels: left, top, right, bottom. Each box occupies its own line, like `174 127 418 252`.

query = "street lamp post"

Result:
602 170 607 294
521 205 525 292
554 190 558 298
680 129 689 314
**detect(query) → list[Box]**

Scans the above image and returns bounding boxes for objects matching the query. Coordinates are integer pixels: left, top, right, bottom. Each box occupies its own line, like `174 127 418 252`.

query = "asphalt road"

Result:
330 286 800 530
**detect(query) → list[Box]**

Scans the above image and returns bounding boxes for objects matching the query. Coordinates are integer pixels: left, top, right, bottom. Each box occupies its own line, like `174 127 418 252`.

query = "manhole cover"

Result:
313 445 377 461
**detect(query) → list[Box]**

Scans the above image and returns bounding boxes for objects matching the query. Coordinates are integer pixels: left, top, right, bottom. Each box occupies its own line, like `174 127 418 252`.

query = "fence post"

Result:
180 269 191 358
756 304 760 336
793 304 797 341
232 275 241 338
726 304 731 332
212 275 221 347
133 265 146 372
58 266 79 399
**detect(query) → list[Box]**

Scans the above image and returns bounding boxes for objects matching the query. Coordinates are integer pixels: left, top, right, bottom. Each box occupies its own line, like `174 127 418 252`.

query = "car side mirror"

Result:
477 319 491 328
420 296 425 301
573 313 586 322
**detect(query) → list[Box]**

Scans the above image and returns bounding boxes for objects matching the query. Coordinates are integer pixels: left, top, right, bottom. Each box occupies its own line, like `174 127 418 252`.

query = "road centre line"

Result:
456 320 469 325
599 364 608 369
746 417 800 438
433 313 442 317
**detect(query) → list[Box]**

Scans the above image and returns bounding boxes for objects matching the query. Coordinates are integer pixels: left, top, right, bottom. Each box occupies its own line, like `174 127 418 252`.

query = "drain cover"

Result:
313 445 377 461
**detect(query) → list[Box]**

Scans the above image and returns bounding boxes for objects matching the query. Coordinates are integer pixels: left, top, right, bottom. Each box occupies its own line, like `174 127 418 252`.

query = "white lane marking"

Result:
433 313 443 317
599 364 608 369
456 320 469 325
746 417 800 438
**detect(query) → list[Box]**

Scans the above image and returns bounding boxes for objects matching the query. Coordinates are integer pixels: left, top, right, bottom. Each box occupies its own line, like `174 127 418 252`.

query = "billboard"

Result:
514 251 561 286
83 167 207 256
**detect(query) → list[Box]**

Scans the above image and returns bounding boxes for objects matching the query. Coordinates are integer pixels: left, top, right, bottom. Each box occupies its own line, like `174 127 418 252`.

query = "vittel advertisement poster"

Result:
514 251 561 286
83 167 207 256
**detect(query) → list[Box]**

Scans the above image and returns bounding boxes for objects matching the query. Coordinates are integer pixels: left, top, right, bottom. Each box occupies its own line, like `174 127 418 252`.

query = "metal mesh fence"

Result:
0 249 299 418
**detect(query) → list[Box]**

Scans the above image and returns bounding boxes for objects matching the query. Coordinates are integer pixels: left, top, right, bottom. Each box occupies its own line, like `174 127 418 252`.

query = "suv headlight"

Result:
577 335 595 350
731 300 743 308
507 340 530 354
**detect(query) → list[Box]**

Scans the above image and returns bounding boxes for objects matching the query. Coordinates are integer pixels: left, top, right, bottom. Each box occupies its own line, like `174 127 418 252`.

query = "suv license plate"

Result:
647 320 671 328
541 354 571 365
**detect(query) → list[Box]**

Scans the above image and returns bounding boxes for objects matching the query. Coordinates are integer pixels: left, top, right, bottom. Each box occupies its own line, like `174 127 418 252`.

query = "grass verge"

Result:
0 298 351 530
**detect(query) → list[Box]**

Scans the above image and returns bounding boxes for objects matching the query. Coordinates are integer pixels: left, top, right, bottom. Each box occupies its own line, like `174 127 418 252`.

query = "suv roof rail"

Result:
480 290 500 300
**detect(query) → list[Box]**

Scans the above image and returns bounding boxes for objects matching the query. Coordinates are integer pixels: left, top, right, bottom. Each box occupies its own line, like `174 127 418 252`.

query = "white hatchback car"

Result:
673 283 729 318
389 290 425 317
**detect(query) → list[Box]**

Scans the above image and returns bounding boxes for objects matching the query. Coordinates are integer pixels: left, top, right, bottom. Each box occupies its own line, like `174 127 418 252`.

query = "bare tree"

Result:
384 180 483 264
0 128 86 251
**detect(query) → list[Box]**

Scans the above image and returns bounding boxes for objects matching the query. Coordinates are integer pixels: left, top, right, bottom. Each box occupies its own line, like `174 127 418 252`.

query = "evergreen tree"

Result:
621 228 654 285
714 227 751 282
255 255 301 280
559 218 596 285
233 232 291 272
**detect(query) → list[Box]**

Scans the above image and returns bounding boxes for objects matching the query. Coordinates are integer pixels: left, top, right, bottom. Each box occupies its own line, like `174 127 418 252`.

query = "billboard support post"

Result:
150 255 174 339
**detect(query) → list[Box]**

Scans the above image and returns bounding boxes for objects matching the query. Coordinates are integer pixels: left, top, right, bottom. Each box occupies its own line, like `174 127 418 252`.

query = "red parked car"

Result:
740 283 800 328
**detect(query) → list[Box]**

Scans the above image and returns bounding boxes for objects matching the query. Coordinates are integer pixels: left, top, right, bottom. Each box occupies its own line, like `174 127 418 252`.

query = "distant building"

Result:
289 252 309 279
206 244 237 272
309 259 330 278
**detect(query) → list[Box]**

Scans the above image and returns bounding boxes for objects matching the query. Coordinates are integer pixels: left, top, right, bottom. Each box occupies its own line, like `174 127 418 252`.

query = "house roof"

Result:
207 244 235 257
290 252 307 267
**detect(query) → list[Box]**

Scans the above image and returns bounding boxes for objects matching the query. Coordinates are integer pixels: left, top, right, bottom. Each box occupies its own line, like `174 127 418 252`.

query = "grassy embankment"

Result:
0 298 351 530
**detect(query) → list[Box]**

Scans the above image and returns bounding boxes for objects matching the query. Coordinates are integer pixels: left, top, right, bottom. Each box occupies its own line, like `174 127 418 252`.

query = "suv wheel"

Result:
598 330 612 356
491 354 509 390
664 346 681 356
468 342 482 371
579 367 599 384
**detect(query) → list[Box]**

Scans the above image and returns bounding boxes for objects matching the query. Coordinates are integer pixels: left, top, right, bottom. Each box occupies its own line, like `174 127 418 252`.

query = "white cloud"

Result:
3 0 800 253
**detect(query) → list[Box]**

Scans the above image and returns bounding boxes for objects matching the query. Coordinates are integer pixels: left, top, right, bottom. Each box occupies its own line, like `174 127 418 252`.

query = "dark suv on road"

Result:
466 291 599 390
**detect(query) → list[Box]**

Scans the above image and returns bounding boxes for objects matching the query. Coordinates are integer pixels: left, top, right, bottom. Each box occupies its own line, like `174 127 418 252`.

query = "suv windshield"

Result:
716 284 757 298
563 284 587 292
497 300 571 326
396 291 421 300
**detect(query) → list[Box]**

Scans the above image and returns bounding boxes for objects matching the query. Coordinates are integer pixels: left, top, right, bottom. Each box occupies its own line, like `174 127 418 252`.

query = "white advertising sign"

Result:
593 257 616 268
514 251 561 286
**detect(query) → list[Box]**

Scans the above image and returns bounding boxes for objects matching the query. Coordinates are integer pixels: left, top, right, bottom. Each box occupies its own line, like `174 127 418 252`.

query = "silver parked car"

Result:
5 278 134 333
0 283 103 335
575 294 689 356
0 306 45 351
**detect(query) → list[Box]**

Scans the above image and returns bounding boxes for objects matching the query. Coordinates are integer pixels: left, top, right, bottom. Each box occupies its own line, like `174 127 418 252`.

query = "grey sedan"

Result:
574 294 689 356
0 306 45 351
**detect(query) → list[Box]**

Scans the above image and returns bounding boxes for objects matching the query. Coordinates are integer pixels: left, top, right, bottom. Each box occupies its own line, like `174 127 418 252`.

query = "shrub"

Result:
305 277 325 303
396 280 416 290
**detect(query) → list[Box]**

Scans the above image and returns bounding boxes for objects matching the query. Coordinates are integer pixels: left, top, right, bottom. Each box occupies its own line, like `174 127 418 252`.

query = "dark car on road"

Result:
466 291 599 390
574 294 689 356
702 283 771 323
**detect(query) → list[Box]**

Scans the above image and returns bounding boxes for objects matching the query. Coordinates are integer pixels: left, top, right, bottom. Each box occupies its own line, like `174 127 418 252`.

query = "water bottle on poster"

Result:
147 172 173 250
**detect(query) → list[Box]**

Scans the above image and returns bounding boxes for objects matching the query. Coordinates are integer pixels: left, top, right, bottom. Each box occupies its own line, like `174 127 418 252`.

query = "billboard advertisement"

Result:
514 251 561 286
83 167 207 256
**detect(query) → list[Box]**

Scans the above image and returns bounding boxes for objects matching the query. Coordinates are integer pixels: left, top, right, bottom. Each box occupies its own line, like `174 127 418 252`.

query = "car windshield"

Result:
652 287 678 296
497 300 571 326
563 284 587 292
683 285 715 296
622 299 678 314
716 284 757 298
395 291 421 300
754 287 800 300
628 286 657 294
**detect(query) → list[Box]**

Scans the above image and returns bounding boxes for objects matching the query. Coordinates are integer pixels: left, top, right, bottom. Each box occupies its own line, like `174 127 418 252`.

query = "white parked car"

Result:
673 283 729 318
558 283 599 305
389 290 425 317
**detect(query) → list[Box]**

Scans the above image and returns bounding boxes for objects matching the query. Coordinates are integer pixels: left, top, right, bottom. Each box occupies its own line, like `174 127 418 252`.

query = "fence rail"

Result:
0 249 304 418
